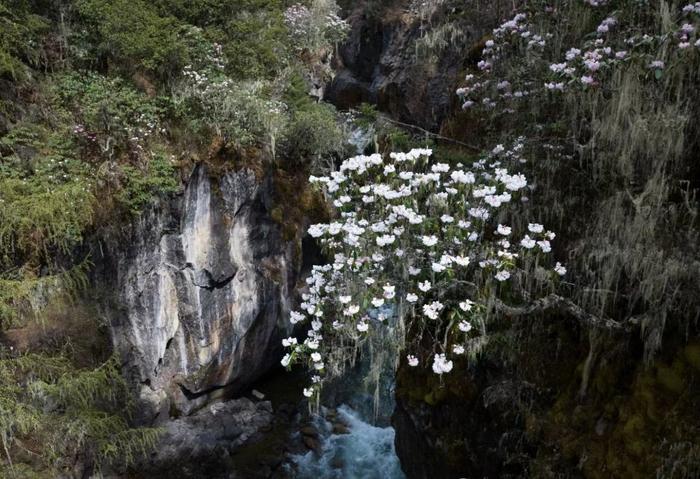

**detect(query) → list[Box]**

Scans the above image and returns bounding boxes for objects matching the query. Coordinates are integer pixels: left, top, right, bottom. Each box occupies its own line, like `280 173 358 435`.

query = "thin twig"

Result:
381 116 481 151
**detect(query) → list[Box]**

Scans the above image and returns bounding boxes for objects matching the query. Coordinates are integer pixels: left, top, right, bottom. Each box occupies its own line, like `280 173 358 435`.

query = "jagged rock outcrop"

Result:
99 164 300 419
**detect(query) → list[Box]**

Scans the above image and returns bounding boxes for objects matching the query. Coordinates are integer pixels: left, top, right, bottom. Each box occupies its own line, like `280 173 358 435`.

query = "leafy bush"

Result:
0 124 94 329
117 151 180 215
221 10 290 79
283 102 348 167
283 0 349 52
0 2 50 81
284 143 562 398
50 72 167 159
451 0 700 360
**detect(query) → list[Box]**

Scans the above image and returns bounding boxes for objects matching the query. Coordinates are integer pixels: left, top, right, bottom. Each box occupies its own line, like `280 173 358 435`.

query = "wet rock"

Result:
330 455 345 469
302 435 321 452
300 425 319 438
332 423 350 435
326 3 484 131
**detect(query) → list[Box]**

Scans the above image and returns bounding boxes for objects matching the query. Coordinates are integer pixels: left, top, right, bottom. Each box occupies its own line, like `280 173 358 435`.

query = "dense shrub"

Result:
74 0 189 79
283 102 349 167
116 151 180 215
0 1 50 80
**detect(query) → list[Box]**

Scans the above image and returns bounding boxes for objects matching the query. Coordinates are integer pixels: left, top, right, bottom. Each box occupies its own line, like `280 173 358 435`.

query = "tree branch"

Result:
495 294 630 332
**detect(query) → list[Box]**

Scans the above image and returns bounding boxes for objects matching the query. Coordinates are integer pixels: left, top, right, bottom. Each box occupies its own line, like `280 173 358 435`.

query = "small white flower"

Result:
458 321 472 333
453 256 470 266
303 388 314 398
521 235 536 249
357 321 369 332
290 311 305 324
339 295 352 304
537 240 552 253
371 297 385 307
528 223 544 233
554 262 567 276
418 281 432 292
452 345 465 355
496 224 512 236
383 284 396 299
459 300 474 312
406 293 418 303
422 235 439 247
431 262 447 273
282 337 297 347
308 224 326 238
495 270 511 281
311 352 322 362
407 355 419 367
281 354 291 367
432 353 454 374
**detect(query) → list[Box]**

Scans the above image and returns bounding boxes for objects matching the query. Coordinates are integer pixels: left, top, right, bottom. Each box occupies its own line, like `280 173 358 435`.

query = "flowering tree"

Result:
452 0 700 361
282 143 564 399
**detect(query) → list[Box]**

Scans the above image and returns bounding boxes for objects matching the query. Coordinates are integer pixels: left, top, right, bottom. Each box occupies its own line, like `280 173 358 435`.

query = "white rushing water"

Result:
293 405 406 479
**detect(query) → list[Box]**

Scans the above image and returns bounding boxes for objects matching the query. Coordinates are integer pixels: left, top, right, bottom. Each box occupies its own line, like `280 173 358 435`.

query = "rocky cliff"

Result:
328 1 507 131
98 164 300 421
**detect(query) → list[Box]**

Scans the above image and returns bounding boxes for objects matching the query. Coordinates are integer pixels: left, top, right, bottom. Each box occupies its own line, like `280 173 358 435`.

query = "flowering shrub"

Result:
283 144 562 398
284 0 349 52
176 44 288 151
458 1 700 114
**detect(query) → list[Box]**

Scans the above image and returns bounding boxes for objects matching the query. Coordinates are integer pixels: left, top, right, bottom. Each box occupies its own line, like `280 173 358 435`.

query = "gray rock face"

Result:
102 164 299 418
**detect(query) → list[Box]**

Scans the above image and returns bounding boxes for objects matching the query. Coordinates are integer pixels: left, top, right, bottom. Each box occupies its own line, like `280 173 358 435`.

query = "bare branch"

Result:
494 294 630 332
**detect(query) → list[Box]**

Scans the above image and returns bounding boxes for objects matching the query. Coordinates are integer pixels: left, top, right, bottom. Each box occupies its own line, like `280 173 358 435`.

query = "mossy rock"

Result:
683 342 700 371
655 364 685 395
423 387 448 406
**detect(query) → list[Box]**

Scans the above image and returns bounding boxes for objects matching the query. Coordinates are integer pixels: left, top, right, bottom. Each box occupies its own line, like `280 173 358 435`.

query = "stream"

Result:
292 405 405 479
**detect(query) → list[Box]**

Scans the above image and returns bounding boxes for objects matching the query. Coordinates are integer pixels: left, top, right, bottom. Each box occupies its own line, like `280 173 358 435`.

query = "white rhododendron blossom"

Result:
432 354 454 374
283 147 560 398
